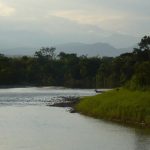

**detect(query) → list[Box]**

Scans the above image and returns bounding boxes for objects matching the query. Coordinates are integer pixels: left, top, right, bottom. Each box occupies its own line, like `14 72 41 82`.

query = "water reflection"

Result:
0 87 149 150
0 87 96 106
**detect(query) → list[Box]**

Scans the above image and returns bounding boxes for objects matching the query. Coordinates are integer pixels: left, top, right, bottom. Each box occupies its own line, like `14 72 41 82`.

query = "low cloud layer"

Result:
0 0 149 49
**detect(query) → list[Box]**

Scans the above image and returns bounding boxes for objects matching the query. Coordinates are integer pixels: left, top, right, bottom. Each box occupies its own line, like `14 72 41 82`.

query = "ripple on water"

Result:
0 87 96 106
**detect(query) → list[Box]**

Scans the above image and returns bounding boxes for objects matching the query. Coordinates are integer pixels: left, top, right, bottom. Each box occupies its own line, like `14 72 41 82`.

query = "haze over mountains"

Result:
0 14 140 57
0 42 135 57
0 0 148 57
56 42 134 57
0 26 142 57
0 11 140 57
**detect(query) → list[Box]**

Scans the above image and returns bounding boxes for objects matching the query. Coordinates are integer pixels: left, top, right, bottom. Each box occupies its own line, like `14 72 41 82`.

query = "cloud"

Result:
0 2 15 16
1 0 149 36
50 8 150 37
51 10 122 25
0 0 149 49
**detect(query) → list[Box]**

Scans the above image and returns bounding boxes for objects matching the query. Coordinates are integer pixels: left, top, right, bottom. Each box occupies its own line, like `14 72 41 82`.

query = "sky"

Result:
0 0 149 49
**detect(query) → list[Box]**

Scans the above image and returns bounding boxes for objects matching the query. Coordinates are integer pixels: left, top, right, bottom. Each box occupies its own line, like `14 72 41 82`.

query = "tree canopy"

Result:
0 36 150 89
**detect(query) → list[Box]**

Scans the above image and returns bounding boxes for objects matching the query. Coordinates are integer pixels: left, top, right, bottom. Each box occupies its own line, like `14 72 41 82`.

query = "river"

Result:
0 87 150 150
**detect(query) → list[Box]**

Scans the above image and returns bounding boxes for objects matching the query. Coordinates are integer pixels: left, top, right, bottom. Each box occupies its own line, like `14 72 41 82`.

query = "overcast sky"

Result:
0 0 149 48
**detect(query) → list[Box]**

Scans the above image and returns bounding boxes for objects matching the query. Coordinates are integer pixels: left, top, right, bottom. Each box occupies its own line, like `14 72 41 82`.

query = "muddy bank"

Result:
47 96 80 113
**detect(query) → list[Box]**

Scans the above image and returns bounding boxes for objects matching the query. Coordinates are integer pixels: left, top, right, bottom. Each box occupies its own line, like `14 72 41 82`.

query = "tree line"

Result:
0 36 150 89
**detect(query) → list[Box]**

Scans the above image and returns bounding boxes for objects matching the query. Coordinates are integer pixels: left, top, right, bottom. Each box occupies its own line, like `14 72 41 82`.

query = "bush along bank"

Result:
76 88 150 128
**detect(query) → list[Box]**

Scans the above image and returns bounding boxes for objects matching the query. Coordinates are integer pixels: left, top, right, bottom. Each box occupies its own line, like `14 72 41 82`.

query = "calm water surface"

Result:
0 87 150 150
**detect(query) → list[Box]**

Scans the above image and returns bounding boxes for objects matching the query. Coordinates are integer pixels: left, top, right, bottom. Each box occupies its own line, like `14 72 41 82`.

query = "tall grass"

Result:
76 89 150 127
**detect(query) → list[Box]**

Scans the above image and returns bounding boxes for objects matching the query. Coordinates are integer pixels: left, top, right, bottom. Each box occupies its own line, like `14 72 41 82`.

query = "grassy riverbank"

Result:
76 89 150 127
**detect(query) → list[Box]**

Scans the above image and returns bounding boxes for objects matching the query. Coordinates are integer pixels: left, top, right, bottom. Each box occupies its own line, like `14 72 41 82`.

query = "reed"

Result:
76 88 150 127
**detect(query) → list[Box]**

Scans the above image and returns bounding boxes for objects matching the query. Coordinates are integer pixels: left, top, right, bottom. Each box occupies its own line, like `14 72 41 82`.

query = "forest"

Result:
0 36 150 89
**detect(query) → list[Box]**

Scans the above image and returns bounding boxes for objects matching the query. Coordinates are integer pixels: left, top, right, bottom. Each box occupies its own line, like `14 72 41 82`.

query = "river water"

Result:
0 87 150 150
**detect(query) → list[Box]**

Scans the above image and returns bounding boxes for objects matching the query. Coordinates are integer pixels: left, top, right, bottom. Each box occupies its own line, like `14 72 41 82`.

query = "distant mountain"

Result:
0 47 36 56
0 42 134 57
56 42 133 57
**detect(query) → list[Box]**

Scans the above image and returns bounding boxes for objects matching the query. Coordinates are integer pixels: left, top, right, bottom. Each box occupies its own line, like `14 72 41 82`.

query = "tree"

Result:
34 47 56 60
138 36 150 51
96 57 113 88
133 36 150 61
125 36 150 89
129 61 150 89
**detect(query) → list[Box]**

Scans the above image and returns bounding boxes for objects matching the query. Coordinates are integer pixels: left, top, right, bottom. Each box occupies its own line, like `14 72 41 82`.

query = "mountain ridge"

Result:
0 42 134 57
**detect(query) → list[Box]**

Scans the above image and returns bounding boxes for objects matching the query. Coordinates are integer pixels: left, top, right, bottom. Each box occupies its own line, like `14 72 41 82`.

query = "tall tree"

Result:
35 47 56 60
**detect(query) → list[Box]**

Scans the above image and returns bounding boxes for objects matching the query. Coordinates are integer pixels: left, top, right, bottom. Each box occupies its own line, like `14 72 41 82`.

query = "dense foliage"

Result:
0 36 150 88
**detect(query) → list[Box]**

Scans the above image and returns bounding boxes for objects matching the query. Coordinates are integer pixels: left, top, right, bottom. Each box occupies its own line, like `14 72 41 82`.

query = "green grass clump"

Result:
76 89 150 127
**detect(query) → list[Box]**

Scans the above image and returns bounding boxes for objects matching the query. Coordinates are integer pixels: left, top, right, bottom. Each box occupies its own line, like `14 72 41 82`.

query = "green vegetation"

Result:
76 88 150 127
0 35 149 127
75 36 150 127
0 36 150 89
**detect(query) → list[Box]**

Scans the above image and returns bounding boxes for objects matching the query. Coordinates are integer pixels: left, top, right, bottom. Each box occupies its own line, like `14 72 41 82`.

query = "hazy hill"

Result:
56 42 133 57
0 42 134 57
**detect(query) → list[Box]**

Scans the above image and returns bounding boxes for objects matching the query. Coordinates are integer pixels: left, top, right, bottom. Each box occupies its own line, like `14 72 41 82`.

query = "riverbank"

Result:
76 88 150 128
47 96 80 113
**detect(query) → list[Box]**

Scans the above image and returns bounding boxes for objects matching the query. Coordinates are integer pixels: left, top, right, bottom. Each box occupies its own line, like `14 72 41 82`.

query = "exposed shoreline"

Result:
48 95 150 128
23 87 149 128
47 96 80 113
75 88 150 128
